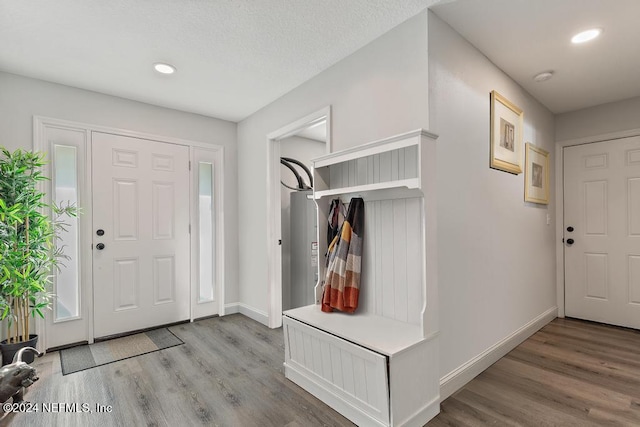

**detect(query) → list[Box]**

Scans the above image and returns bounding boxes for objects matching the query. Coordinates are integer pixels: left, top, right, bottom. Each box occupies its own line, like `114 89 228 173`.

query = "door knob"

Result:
566 238 575 245
96 243 105 250
567 226 574 232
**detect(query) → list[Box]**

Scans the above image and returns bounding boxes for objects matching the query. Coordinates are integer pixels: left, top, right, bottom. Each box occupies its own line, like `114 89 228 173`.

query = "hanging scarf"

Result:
322 198 364 313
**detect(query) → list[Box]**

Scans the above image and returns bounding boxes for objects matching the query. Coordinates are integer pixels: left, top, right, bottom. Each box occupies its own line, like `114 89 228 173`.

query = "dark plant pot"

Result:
0 335 38 366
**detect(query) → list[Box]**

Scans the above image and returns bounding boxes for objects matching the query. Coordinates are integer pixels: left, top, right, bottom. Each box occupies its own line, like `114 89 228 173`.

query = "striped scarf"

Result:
322 198 364 313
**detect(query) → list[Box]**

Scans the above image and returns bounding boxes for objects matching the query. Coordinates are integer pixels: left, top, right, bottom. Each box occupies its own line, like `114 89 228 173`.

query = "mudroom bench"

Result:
283 129 440 427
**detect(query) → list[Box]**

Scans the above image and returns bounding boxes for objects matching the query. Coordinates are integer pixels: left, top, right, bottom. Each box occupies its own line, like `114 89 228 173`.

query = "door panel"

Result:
92 132 189 338
564 136 640 329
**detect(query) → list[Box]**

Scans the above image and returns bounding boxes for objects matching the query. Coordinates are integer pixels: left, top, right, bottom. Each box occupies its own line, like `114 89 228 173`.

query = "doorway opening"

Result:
280 127 326 311
266 107 331 328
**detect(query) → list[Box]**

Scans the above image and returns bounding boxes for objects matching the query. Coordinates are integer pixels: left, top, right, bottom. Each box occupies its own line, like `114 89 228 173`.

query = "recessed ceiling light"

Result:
571 28 602 44
533 71 554 82
154 62 176 74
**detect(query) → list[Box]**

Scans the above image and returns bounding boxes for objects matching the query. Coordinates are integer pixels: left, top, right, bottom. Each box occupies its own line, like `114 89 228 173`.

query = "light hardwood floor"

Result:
3 315 640 426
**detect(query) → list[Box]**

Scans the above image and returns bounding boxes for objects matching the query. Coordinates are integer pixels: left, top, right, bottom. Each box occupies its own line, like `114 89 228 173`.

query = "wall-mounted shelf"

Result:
312 129 435 199
313 177 420 200
283 128 441 427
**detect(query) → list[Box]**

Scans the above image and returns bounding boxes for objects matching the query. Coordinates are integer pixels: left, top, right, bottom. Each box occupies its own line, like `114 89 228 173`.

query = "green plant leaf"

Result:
0 147 79 339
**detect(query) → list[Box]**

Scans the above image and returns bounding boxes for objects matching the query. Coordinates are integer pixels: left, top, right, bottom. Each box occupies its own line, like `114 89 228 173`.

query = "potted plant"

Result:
0 148 77 365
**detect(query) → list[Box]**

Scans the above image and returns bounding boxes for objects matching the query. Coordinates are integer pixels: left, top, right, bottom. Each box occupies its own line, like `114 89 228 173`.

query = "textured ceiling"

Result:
0 0 434 122
431 0 640 114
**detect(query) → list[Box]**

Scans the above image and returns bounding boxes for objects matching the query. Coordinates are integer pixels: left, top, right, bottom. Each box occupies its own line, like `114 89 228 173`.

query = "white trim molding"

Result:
439 306 557 401
265 106 331 328
224 302 268 326
223 303 240 315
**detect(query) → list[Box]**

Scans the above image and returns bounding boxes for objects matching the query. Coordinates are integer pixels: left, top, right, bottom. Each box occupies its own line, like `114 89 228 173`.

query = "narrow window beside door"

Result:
53 144 80 321
198 162 215 302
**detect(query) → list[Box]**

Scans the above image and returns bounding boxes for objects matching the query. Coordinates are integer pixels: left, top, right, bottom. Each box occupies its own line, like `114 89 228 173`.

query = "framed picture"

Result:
524 142 550 204
490 90 523 174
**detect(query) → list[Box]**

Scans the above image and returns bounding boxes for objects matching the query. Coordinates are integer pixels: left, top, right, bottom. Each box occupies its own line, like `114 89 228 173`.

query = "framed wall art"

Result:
490 90 523 174
524 142 550 204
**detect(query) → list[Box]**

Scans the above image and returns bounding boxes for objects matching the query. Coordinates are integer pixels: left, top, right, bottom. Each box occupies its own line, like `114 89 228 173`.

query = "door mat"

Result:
59 328 183 375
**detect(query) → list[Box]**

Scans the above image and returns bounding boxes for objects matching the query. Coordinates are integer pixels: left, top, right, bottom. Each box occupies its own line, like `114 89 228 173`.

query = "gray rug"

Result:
59 328 183 375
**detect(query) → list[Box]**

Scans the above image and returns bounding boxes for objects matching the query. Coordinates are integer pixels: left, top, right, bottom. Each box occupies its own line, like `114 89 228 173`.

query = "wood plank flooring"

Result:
430 317 640 427
2 314 353 427
2 315 640 426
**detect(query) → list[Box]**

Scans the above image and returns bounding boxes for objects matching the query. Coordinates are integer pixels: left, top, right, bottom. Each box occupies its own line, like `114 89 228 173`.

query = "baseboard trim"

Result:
231 303 269 326
223 303 239 315
439 306 558 401
396 395 440 427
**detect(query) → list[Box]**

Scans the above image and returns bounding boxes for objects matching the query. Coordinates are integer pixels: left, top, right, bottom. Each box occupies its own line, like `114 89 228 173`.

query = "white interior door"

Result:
564 136 640 329
92 132 190 338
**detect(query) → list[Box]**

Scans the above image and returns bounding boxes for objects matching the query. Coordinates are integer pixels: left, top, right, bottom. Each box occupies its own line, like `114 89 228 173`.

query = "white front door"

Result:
564 136 640 329
92 132 190 338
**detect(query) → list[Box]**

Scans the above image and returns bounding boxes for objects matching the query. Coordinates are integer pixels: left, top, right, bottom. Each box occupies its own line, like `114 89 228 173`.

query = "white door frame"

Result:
265 106 331 328
33 116 225 350
555 127 640 319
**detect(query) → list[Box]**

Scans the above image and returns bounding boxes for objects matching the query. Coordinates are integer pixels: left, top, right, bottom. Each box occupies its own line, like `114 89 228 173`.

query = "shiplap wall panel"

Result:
371 154 379 184
348 160 357 186
360 204 374 314
374 201 384 316
374 200 384 316
404 145 417 179
342 161 350 188
357 157 368 186
398 147 406 179
325 147 418 190
391 149 399 181
393 199 409 323
379 200 396 319
405 198 424 323
356 197 423 326
379 151 392 183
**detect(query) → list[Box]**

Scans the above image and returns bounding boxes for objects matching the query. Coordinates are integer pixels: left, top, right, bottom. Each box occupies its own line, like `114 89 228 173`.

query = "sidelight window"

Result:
53 144 80 321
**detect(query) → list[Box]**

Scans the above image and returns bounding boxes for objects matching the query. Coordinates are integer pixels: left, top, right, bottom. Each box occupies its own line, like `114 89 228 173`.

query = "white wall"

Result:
428 12 557 380
556 96 640 142
0 71 239 304
237 12 430 315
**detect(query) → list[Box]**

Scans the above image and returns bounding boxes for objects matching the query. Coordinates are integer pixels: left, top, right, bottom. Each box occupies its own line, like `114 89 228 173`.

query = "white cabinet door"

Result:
283 316 390 427
92 132 190 337
564 136 640 329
